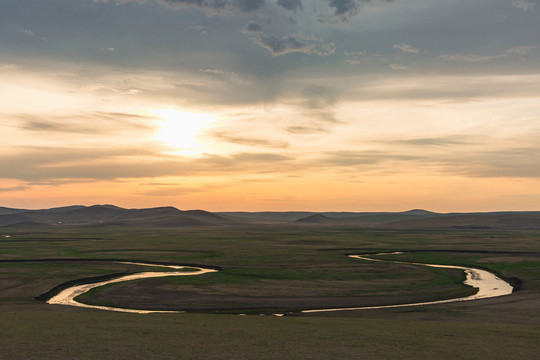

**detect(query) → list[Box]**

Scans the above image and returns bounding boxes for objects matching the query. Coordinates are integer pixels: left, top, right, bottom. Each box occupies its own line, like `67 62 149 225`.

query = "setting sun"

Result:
152 109 217 155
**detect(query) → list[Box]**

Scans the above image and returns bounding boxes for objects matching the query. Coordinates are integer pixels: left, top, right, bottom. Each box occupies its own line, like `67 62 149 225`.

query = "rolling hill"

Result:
0 205 232 227
1 206 540 229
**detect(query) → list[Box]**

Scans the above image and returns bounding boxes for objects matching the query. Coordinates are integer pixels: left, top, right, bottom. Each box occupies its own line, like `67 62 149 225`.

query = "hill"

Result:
295 214 334 224
386 212 540 229
2 206 540 229
0 205 231 227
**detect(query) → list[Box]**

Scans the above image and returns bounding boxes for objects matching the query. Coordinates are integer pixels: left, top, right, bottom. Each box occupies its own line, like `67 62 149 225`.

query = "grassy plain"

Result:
1 225 540 359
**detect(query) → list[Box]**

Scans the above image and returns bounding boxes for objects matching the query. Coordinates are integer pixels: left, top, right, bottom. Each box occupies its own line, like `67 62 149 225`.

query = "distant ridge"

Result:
295 214 333 224
0 205 231 228
219 209 540 229
401 209 436 216
386 212 540 229
1 206 540 229
0 207 26 215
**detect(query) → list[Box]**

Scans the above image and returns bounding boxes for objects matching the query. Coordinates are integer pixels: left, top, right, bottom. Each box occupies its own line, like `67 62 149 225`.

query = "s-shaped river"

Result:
46 254 513 314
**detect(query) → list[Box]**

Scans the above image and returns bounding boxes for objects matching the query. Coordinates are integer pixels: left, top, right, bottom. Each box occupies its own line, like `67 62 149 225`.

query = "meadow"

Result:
1 225 539 359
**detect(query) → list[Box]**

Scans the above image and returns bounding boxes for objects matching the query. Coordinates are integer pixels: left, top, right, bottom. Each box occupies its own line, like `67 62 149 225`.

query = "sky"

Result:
1 0 540 212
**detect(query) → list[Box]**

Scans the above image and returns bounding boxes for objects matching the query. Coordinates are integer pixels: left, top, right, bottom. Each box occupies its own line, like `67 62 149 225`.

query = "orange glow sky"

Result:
1 0 540 212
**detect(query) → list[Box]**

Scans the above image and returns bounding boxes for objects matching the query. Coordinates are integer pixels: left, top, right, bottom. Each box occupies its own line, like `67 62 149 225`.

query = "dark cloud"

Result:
92 0 146 3
250 33 335 56
277 0 303 11
327 0 358 17
243 22 262 33
320 0 396 22
235 0 265 12
252 34 305 55
158 0 227 11
157 0 264 13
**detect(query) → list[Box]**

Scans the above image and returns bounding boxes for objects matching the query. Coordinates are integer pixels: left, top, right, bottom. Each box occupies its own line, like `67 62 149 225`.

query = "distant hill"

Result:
295 214 333 224
386 212 540 229
218 212 317 223
220 209 540 229
0 207 26 215
218 210 436 223
2 206 540 229
0 205 231 227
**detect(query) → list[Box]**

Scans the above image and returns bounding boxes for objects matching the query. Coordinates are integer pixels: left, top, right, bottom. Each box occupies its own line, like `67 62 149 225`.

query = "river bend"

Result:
302 253 513 313
46 253 513 314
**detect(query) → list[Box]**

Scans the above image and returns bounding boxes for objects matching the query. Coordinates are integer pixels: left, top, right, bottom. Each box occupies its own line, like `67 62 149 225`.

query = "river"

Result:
47 262 217 314
301 253 513 313
46 253 513 314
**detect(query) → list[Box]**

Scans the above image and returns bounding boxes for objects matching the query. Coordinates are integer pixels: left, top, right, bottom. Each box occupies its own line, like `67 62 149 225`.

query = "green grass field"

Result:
1 225 540 359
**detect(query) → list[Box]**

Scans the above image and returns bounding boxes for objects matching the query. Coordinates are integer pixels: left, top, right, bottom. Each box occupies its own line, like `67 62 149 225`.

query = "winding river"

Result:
46 253 513 314
302 253 513 313
47 262 217 314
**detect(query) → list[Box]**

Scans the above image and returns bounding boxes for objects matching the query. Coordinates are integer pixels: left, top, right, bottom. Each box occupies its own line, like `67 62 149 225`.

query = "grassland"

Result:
1 225 540 359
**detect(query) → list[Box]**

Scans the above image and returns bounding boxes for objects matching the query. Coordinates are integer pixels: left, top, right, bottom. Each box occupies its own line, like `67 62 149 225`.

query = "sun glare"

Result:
152 109 216 155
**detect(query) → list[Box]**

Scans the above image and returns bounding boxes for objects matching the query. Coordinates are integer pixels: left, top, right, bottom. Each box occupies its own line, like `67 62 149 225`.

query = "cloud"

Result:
319 0 396 23
446 146 540 178
157 0 265 14
393 43 419 54
250 32 336 56
14 112 152 134
251 34 305 55
93 0 146 3
285 85 344 135
0 184 31 193
327 0 358 17
243 22 262 33
277 0 302 11
199 68 241 83
439 47 536 65
212 132 289 148
389 64 406 70
344 51 363 64
302 85 337 117
397 137 468 147
16 26 35 37
235 0 265 12
141 186 203 196
319 150 422 167
0 146 293 182
513 0 535 10
439 54 503 62
347 74 540 102
286 126 327 134
280 85 344 136
0 63 17 70
506 46 536 55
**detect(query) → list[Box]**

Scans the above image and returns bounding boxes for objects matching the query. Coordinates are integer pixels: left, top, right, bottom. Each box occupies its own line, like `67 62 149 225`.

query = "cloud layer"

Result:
2 0 540 211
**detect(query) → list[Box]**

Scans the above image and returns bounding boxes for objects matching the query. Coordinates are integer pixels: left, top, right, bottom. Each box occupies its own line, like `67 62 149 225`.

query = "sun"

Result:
152 109 217 155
